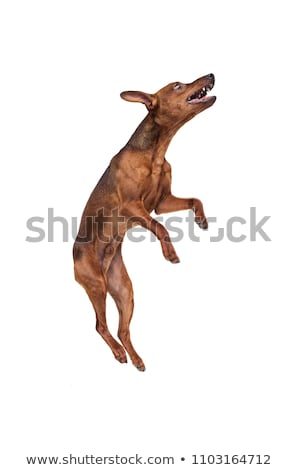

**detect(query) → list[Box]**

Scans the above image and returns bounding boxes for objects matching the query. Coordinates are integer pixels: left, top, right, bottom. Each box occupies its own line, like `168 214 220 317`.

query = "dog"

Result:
73 73 216 370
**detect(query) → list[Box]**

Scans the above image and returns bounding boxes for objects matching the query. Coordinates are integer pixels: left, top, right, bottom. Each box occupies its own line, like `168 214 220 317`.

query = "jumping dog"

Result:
73 73 216 370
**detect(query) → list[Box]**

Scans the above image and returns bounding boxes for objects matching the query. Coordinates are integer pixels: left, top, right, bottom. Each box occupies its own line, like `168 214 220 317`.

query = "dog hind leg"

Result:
73 242 127 364
107 244 145 371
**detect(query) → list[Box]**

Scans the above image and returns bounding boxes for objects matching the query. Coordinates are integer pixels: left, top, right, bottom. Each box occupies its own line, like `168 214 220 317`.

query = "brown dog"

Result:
73 73 216 370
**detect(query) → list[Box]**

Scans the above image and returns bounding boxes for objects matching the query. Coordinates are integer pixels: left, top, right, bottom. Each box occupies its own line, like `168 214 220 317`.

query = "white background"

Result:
1 1 297 468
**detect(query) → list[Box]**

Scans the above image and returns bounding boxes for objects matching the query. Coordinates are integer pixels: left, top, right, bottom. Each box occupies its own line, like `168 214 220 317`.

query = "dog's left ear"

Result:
120 91 157 110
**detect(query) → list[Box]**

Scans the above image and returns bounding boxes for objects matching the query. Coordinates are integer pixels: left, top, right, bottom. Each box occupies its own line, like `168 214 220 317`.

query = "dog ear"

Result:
120 91 157 110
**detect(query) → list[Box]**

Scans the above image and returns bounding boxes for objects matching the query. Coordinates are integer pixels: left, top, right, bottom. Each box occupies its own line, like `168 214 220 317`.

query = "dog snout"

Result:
207 73 215 82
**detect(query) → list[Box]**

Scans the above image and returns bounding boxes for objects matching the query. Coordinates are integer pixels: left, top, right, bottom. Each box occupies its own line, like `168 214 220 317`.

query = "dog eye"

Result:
173 83 182 90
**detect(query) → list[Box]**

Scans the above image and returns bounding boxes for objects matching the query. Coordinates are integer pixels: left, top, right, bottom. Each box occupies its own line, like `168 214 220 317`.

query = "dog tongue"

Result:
200 95 211 102
191 95 212 103
190 97 201 103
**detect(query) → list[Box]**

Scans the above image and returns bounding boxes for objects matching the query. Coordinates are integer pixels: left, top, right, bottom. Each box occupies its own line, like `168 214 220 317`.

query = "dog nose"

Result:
207 73 215 81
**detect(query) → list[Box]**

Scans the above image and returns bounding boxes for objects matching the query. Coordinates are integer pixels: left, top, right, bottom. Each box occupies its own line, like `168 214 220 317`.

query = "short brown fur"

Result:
73 74 216 370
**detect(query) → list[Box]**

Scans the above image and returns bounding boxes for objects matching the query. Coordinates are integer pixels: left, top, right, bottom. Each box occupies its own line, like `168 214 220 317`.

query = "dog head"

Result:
120 73 216 127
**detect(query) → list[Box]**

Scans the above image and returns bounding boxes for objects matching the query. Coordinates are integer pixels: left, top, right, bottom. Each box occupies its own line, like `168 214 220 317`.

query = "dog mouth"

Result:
187 83 214 104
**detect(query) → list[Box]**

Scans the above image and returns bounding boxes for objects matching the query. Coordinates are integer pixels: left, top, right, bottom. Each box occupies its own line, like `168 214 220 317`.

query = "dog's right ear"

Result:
120 91 157 111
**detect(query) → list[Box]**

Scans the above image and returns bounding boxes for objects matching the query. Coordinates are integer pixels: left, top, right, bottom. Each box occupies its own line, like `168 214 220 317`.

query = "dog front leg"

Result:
123 203 180 263
155 194 208 229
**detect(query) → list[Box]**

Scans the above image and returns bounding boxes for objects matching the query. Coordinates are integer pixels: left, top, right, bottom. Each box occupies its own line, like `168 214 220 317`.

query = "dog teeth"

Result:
188 84 212 102
200 87 207 98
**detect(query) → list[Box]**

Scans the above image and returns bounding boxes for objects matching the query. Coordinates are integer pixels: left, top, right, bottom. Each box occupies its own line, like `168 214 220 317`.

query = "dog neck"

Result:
126 113 181 165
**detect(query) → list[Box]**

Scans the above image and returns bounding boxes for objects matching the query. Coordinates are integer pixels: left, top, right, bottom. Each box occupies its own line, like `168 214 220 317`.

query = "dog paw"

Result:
161 238 180 263
114 347 128 364
132 357 146 371
118 357 128 364
196 218 208 230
